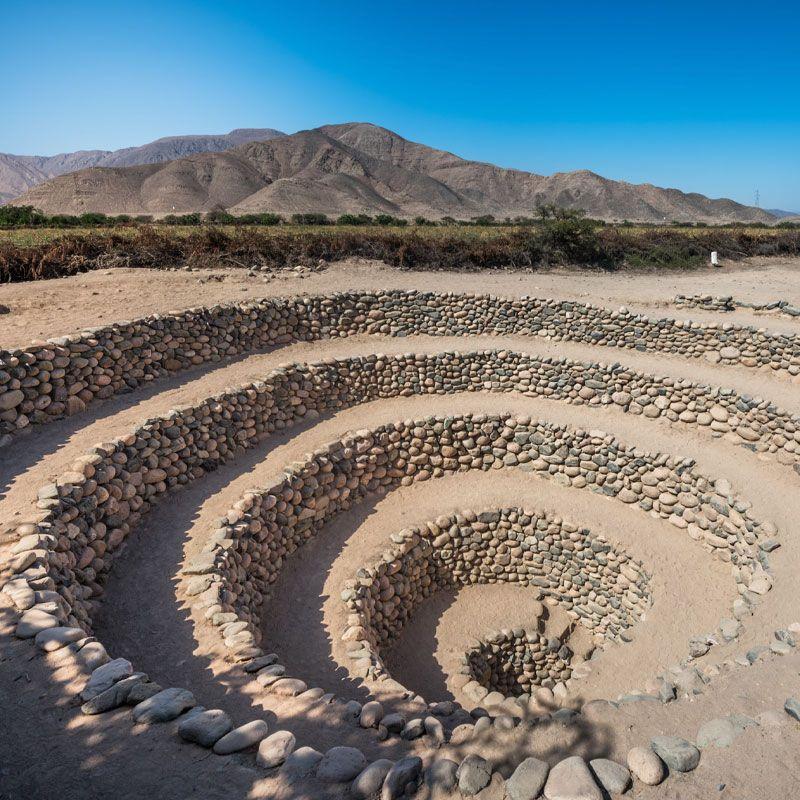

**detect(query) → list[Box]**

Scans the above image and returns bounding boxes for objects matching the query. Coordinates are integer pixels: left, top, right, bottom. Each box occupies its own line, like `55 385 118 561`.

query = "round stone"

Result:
316 746 367 782
627 746 665 785
256 730 296 768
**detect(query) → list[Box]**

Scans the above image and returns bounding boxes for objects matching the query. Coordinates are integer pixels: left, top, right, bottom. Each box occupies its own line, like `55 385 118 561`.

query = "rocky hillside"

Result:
0 129 285 204
9 123 774 223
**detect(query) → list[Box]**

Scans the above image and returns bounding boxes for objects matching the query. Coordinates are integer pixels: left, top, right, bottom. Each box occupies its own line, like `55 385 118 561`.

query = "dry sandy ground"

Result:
2 258 800 800
1 256 800 350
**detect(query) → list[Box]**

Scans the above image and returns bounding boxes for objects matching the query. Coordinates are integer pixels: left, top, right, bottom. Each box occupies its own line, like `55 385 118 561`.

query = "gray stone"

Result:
178 709 233 747
457 754 492 796
543 756 602 800
316 746 367 782
589 759 631 795
351 759 393 799
81 658 133 700
400 717 425 740
213 719 269 754
426 758 458 791
650 735 700 772
126 681 163 705
784 697 800 722
257 730 296 768
243 653 279 673
380 712 406 733
132 687 195 724
80 674 147 714
381 756 423 799
506 757 549 800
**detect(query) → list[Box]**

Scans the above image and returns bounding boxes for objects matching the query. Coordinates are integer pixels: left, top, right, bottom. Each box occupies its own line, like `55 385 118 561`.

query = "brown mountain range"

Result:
9 123 774 223
0 128 285 204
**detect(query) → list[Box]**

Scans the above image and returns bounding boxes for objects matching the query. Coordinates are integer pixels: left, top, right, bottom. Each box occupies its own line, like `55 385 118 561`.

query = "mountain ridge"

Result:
0 128 285 204
7 123 774 224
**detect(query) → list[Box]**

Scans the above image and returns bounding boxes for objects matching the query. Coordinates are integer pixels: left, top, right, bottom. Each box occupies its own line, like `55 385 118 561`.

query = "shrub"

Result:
336 214 373 225
0 205 47 227
291 213 329 225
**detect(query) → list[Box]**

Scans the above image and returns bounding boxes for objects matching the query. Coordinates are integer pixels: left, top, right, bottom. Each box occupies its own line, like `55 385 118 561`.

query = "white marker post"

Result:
711 251 719 267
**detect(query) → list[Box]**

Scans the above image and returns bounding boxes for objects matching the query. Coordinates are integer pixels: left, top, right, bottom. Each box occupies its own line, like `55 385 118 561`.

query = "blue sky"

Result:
4 1 799 209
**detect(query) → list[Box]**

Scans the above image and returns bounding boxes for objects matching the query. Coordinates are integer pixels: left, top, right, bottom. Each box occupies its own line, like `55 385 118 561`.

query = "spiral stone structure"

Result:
2 278 800 800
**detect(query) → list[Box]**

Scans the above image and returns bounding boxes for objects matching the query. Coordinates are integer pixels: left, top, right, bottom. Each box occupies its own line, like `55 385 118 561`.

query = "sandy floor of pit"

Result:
2 257 800 800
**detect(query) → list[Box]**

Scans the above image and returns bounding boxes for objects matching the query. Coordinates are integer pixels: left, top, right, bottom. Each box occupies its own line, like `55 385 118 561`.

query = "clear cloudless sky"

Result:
3 0 799 209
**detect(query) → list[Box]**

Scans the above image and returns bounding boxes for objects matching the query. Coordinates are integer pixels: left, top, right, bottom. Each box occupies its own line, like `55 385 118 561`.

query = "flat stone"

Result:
351 759 393 799
34 626 85 652
213 719 269 754
81 658 133 700
650 736 700 772
457 754 492 796
257 730 296 768
178 709 233 747
80 674 148 714
589 759 631 795
506 757 549 800
125 681 163 705
243 653 279 673
626 747 665 786
544 756 602 800
697 718 738 749
316 746 367 782
132 687 195 724
381 756 423 799
16 609 58 638
270 678 307 696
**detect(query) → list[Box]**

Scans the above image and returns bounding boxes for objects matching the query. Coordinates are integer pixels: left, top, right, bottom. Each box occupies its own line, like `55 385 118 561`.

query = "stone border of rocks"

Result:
674 294 800 319
3 288 800 442
340 507 650 701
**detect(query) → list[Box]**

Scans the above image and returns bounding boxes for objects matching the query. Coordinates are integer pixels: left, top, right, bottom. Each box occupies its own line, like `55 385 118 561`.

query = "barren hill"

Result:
10 123 774 223
0 128 285 204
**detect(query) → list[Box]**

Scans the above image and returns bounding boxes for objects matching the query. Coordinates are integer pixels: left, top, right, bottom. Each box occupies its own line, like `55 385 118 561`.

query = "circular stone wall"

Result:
341 507 651 693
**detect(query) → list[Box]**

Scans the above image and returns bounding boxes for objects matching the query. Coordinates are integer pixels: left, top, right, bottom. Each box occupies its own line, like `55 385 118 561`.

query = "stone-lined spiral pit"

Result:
340 508 650 702
4 285 799 800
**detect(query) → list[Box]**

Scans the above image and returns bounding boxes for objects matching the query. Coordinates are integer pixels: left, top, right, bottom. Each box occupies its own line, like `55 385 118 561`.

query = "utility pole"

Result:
755 189 760 208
